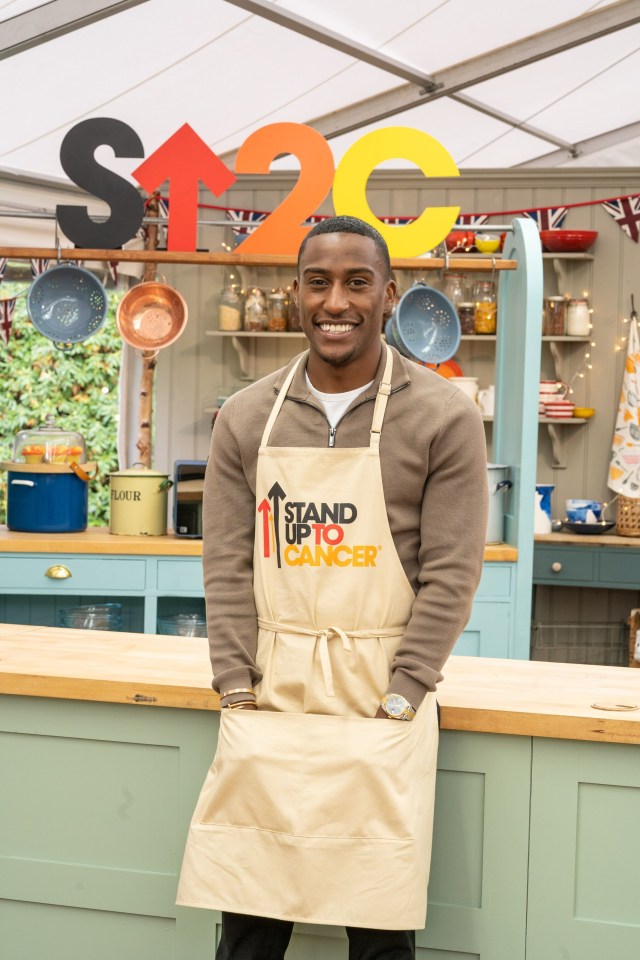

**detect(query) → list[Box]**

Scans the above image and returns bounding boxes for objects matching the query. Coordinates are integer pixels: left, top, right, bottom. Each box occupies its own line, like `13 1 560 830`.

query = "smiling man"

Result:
178 216 489 960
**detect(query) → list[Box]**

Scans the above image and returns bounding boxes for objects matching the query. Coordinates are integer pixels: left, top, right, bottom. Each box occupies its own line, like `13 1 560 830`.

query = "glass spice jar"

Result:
287 283 301 331
243 287 268 331
543 296 567 336
218 283 242 331
267 287 289 332
457 302 475 335
566 298 590 337
473 280 497 334
442 272 467 308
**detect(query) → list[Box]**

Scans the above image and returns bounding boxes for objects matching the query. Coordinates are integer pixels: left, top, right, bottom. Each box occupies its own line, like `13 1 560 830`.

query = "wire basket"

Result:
616 495 640 537
531 621 628 666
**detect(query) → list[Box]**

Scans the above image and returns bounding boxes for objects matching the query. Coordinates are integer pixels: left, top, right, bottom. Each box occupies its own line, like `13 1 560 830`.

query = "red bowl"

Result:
539 230 598 253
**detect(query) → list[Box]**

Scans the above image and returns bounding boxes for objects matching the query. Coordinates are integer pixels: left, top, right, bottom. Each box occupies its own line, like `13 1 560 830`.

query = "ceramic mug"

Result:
450 377 479 403
478 385 495 416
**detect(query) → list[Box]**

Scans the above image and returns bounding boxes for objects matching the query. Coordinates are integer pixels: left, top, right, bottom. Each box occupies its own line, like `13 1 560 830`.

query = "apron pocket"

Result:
195 706 436 841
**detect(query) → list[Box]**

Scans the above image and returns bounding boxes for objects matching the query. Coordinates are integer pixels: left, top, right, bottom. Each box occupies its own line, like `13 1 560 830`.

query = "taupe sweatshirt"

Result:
203 344 488 709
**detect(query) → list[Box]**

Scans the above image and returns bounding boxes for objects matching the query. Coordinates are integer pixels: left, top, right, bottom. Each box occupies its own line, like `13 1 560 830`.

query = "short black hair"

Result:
297 215 391 278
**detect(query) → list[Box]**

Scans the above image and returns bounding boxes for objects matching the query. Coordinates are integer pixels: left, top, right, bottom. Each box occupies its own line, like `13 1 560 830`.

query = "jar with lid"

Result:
267 287 289 332
457 302 475 335
473 280 497 334
566 298 590 337
218 283 242 331
542 296 567 336
243 287 268 331
442 272 467 308
12 413 87 464
288 290 302 331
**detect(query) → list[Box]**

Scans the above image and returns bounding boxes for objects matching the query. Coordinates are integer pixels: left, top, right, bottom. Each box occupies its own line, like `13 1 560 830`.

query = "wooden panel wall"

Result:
153 169 640 523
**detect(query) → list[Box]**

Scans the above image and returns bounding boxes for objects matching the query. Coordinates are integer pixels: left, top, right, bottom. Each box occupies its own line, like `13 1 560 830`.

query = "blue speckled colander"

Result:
387 282 461 365
27 264 108 349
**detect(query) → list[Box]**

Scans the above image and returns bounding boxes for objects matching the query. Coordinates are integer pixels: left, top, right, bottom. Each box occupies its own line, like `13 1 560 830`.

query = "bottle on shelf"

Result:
542 296 567 336
473 279 497 334
218 283 243 331
566 298 590 337
244 287 268 331
267 287 289 332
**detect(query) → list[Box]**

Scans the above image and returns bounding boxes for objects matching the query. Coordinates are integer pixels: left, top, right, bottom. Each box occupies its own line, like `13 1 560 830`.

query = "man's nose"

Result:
324 283 349 314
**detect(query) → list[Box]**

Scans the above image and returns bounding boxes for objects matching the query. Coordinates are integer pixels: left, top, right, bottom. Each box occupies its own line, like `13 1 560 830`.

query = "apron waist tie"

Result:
257 618 405 698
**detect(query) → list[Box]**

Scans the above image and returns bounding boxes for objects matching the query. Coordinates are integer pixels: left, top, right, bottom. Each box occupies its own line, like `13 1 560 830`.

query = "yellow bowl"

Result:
573 407 595 419
475 235 501 254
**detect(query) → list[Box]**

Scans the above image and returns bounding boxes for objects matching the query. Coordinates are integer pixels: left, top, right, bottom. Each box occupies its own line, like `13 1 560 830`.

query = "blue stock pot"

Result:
1 415 96 533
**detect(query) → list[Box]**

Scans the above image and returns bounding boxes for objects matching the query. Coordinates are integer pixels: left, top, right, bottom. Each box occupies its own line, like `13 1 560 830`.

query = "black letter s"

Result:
57 118 145 248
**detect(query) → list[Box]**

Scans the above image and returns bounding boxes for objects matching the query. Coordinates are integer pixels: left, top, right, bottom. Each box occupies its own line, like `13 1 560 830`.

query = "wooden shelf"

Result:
206 330 306 338
0 246 518 272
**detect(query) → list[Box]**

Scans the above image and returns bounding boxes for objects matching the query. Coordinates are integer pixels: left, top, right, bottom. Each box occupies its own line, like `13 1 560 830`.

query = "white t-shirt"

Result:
305 371 374 428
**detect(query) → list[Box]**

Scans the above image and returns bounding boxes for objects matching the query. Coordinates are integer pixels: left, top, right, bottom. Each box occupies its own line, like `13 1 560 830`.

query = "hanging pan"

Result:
385 282 461 365
116 280 188 356
27 264 108 350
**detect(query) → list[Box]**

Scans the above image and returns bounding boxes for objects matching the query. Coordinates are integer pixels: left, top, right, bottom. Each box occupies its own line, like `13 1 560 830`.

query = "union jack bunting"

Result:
601 195 640 243
0 296 17 345
0 257 7 282
30 258 50 277
226 209 267 236
304 214 330 226
523 207 568 231
381 216 414 225
456 214 489 227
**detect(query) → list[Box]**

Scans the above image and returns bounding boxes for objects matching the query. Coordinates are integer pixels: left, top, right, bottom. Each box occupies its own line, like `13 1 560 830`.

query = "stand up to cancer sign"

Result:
57 119 460 257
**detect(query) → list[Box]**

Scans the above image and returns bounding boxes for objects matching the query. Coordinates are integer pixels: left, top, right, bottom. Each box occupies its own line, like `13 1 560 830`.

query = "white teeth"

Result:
318 323 356 333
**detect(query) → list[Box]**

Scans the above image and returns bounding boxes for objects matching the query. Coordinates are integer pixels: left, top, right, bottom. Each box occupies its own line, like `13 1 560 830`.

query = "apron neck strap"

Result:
261 356 303 448
369 345 394 448
260 344 394 449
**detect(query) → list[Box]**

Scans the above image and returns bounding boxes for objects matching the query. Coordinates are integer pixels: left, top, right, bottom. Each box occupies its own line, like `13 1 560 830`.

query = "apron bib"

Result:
177 346 439 930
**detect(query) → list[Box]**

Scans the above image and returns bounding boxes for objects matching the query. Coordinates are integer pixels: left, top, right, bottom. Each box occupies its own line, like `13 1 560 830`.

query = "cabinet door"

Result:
416 731 530 959
454 602 510 658
527 738 640 960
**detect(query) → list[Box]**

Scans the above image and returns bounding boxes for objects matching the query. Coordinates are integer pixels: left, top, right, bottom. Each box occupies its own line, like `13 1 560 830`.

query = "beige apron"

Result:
177 346 439 930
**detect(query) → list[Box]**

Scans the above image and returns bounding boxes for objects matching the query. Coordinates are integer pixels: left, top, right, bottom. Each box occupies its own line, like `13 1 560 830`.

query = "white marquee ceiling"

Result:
0 0 639 186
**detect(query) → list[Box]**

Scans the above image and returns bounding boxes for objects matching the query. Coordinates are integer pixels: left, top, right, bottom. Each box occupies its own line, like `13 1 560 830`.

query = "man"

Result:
177 216 488 959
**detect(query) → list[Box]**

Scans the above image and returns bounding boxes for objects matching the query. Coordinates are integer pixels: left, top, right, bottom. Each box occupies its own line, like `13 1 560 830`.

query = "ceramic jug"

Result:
478 385 495 416
450 377 479 403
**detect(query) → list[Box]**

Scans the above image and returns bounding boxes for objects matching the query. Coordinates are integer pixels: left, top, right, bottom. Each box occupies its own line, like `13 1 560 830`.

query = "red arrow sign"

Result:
132 123 236 251
257 498 271 558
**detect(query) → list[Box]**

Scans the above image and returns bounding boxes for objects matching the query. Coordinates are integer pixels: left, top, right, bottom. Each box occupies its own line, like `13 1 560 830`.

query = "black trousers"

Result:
216 911 415 960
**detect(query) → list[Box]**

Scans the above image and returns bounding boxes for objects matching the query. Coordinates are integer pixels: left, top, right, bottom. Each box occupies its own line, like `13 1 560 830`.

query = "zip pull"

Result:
328 426 336 448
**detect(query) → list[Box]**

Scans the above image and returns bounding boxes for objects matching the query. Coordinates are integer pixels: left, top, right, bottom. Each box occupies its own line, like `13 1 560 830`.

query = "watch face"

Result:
385 694 407 717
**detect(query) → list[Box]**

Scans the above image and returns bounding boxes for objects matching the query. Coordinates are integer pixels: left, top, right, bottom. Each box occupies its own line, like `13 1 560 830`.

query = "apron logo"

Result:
257 483 378 568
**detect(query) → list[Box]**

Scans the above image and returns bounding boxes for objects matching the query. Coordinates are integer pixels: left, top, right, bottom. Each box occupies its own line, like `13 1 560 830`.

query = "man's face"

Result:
293 232 396 373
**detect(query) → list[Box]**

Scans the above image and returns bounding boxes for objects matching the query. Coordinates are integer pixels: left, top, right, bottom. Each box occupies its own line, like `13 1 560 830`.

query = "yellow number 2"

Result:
332 127 460 258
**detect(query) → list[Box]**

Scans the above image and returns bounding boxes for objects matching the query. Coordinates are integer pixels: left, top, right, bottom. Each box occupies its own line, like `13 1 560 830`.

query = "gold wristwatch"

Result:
380 693 416 721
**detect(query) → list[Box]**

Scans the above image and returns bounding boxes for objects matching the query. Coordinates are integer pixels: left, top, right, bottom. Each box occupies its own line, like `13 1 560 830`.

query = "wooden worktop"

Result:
0 526 516 562
0 624 637 744
535 532 640 548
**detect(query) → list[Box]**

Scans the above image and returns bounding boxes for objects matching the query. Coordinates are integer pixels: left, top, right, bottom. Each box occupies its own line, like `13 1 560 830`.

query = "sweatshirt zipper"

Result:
328 426 336 448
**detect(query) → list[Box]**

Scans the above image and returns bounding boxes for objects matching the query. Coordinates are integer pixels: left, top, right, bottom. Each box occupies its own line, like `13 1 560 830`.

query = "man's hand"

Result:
374 706 389 719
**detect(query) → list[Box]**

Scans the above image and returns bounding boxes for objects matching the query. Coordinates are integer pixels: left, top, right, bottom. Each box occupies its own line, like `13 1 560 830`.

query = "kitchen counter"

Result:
535 531 640 548
0 525 517 561
1 623 637 743
1 623 637 960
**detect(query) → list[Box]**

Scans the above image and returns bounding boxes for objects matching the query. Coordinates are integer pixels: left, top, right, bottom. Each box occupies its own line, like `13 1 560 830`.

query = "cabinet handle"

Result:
551 561 562 573
45 564 72 580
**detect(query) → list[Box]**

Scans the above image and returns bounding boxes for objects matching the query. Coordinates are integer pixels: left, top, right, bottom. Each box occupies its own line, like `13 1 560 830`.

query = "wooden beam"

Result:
0 0 152 61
